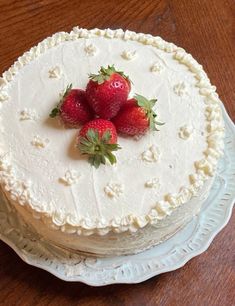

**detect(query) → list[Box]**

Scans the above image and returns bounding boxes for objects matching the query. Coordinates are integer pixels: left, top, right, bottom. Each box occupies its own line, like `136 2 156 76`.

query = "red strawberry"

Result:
50 84 93 127
77 119 121 168
112 95 164 136
86 65 131 119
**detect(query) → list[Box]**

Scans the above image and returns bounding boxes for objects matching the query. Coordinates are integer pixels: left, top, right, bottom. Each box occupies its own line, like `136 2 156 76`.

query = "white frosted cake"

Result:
0 27 224 256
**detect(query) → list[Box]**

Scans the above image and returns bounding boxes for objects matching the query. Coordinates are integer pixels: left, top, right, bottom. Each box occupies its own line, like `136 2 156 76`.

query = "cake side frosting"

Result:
0 27 224 235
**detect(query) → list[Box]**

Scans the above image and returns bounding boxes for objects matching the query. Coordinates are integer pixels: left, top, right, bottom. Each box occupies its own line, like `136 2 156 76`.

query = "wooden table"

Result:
0 1 234 305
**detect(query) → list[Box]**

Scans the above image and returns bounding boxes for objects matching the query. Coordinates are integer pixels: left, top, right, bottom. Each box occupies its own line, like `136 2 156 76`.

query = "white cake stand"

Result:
0 103 234 286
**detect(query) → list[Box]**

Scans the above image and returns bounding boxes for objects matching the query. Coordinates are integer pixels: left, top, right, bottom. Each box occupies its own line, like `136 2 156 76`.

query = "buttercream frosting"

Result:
121 50 137 60
142 145 160 162
31 135 49 148
84 43 97 56
48 66 62 79
145 178 160 189
59 170 80 186
0 27 224 240
150 62 164 73
19 108 38 121
179 125 193 139
173 82 188 96
104 183 124 199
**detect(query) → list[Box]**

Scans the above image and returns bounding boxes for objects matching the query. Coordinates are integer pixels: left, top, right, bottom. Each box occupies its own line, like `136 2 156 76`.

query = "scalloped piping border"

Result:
0 27 225 235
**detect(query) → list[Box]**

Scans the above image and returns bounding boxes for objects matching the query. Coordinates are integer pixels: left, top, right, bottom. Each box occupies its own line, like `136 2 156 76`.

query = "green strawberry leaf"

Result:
87 129 98 143
77 128 121 168
101 130 111 142
63 84 72 98
49 107 59 118
49 84 72 118
155 121 165 126
105 151 117 165
134 94 164 131
88 65 131 84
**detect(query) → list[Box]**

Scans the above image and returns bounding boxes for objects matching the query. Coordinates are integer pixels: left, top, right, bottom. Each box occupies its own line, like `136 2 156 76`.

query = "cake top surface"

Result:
0 28 224 234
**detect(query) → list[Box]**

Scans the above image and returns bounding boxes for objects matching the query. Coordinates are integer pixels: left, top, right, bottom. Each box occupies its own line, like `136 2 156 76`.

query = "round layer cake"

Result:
0 27 224 256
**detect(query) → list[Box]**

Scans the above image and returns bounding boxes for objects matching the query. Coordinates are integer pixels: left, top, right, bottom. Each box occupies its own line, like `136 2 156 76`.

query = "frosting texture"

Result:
0 27 224 236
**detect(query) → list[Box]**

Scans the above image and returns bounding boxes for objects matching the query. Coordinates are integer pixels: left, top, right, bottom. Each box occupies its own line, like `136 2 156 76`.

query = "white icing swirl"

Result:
142 145 160 163
145 178 160 189
121 50 137 60
104 183 124 199
84 44 97 56
19 108 38 121
0 153 11 172
155 201 172 218
48 66 62 79
173 82 188 96
0 77 7 88
0 91 9 102
59 170 80 186
179 125 193 139
31 135 49 148
195 159 214 176
150 62 164 73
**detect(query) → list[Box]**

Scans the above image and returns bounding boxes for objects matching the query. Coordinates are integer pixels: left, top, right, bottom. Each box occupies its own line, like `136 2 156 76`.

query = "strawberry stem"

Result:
77 129 121 168
49 84 72 118
134 94 164 131
89 65 131 85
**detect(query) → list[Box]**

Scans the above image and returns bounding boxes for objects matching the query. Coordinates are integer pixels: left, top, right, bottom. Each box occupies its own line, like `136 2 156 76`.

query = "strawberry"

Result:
77 119 121 168
112 94 164 136
50 84 93 127
86 65 131 119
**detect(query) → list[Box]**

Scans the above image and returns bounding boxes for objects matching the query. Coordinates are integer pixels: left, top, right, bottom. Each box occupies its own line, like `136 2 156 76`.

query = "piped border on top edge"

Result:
0 27 224 235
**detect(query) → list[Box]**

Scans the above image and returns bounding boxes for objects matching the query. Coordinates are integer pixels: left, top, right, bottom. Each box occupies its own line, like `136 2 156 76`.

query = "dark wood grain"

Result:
0 0 234 305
